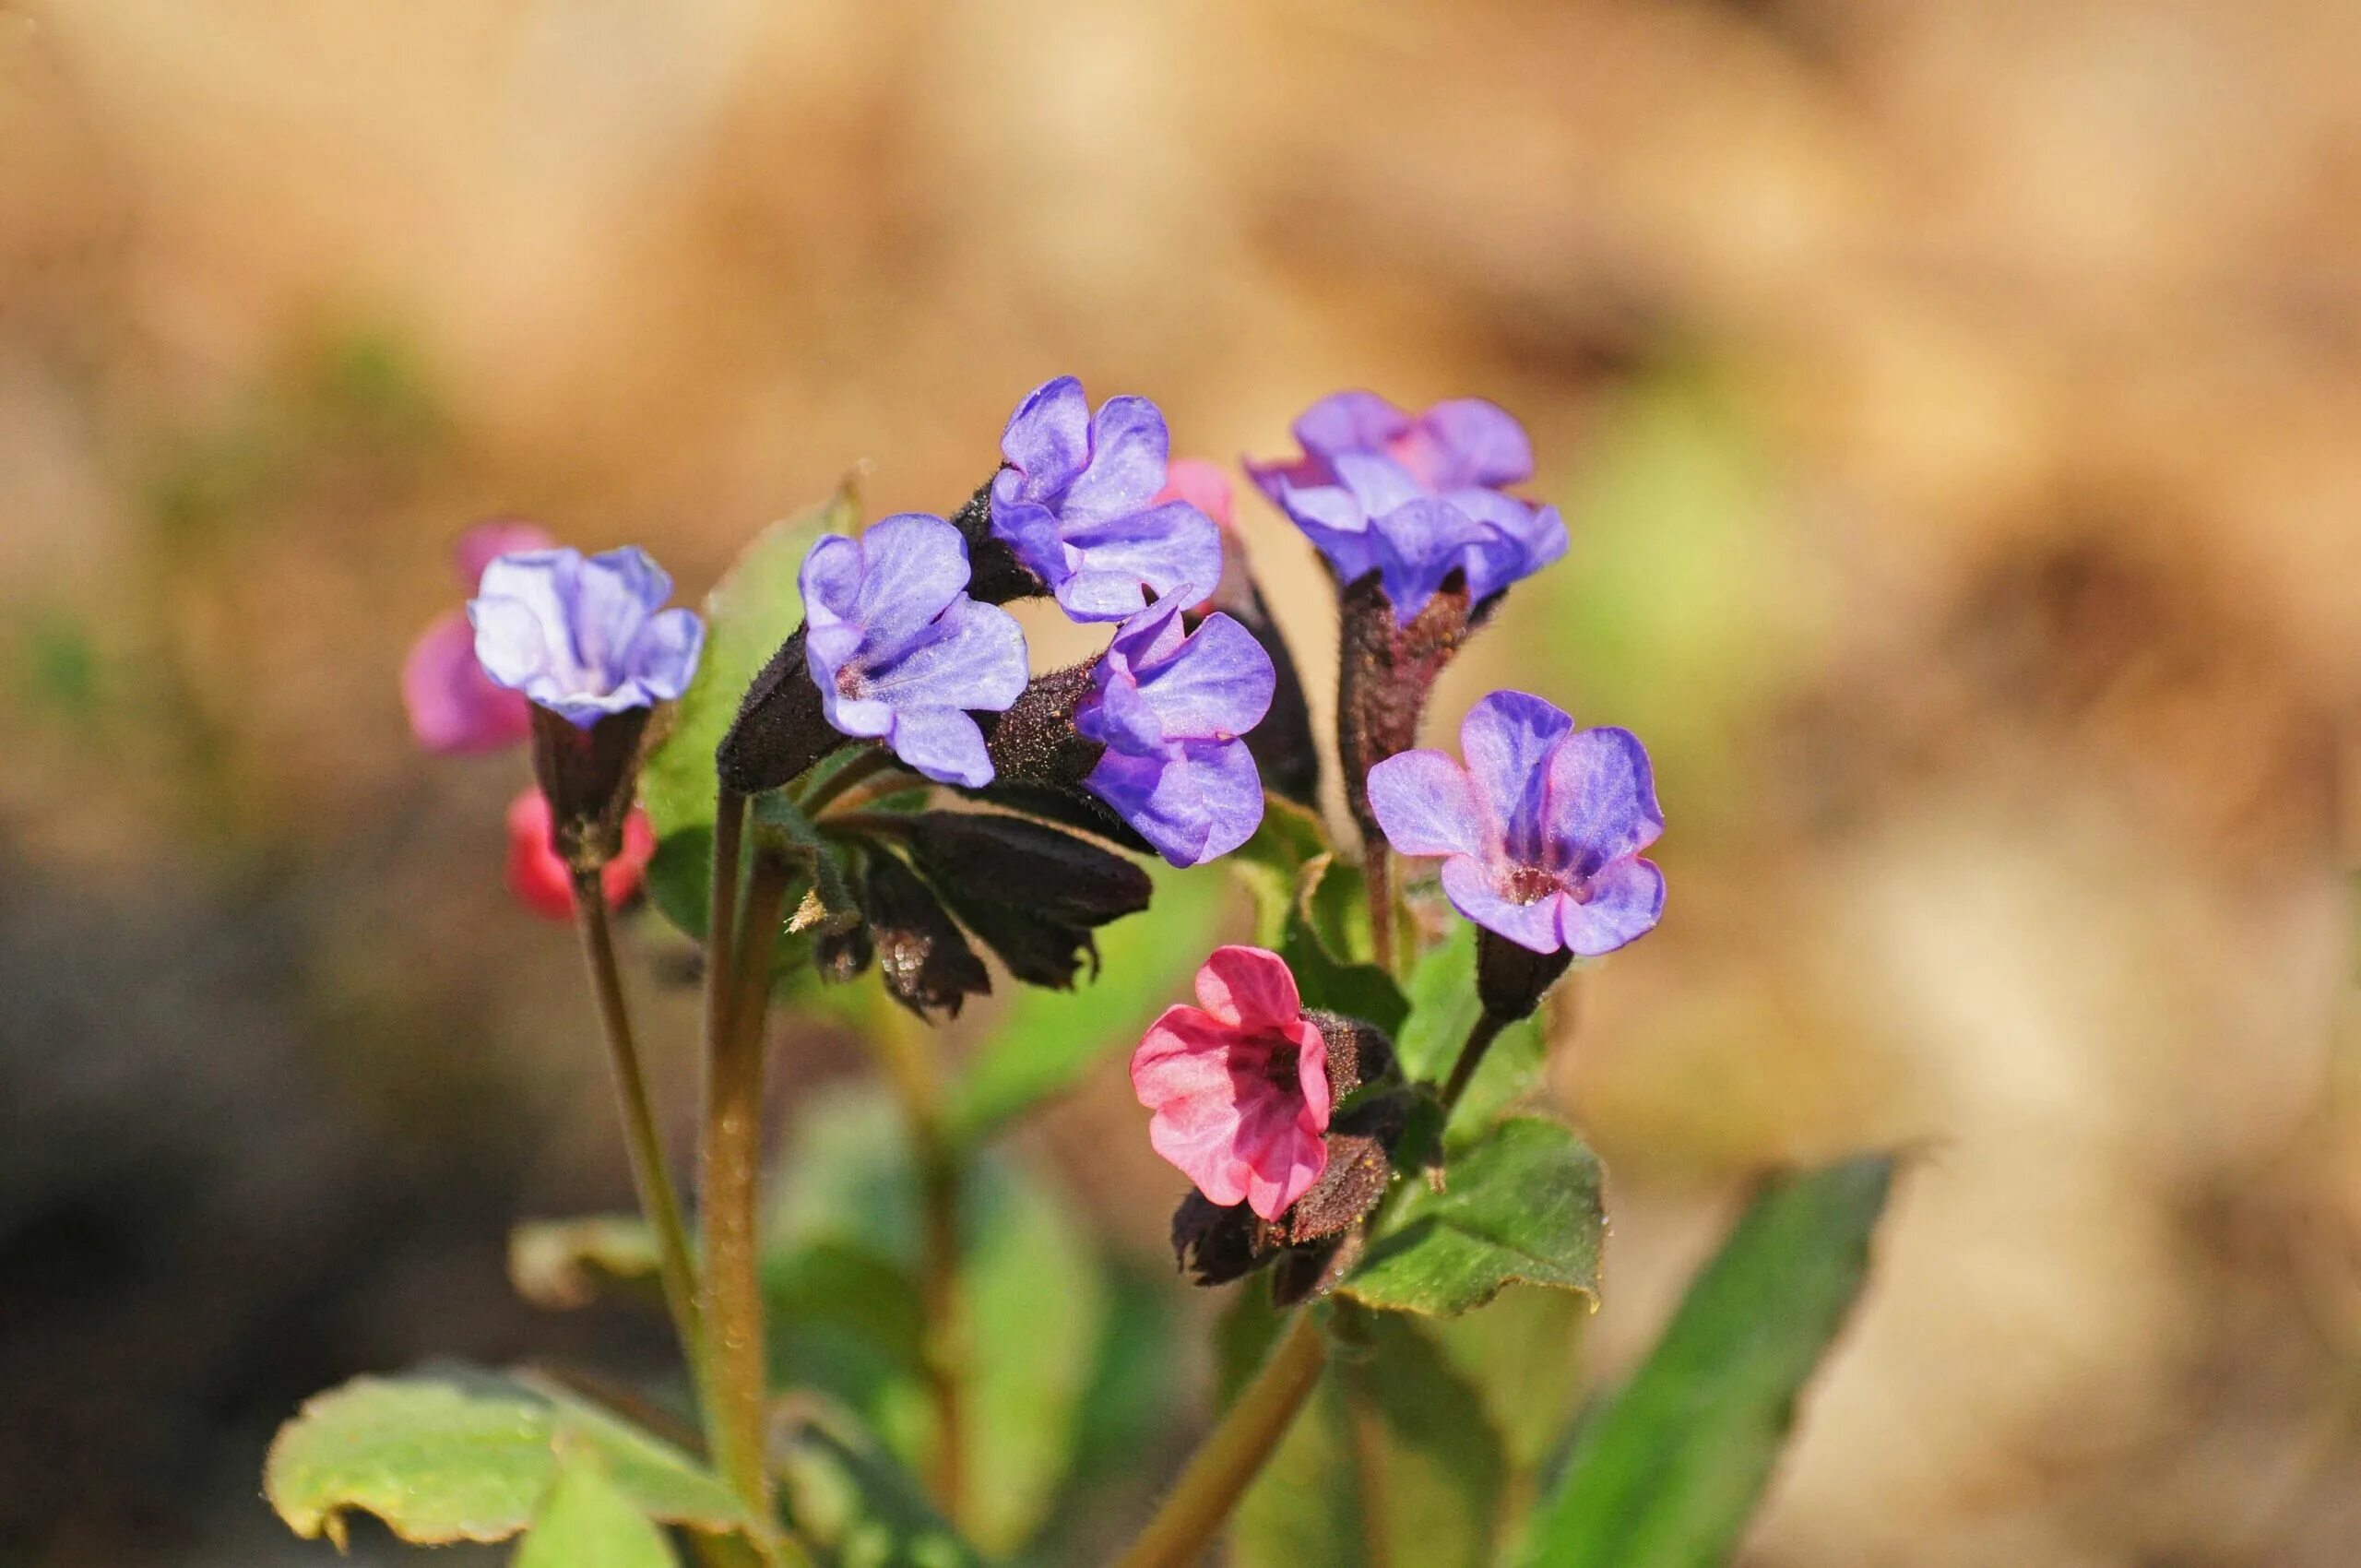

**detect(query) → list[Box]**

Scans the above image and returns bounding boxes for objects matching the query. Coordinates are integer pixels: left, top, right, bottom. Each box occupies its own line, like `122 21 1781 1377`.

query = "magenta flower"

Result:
469 546 705 727
803 512 1029 788
401 519 554 753
1366 690 1664 956
1247 391 1568 621
1076 591 1273 867
1133 945 1333 1220
991 375 1225 623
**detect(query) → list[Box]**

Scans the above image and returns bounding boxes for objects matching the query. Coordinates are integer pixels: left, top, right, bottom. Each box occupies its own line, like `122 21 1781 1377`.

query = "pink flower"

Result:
402 519 555 753
504 787 656 921
1132 945 1333 1219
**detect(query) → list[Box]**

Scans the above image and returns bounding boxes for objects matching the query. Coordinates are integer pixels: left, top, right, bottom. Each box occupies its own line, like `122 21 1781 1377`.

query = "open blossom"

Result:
1076 592 1273 868
991 375 1225 623
1248 390 1567 621
402 519 554 753
1367 689 1664 956
803 512 1028 789
1133 946 1332 1220
469 546 704 727
504 787 654 921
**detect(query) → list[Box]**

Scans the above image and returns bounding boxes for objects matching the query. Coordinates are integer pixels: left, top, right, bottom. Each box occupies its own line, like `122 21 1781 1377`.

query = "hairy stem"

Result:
1109 1313 1329 1568
1364 840 1395 973
568 874 705 1379
1438 1011 1510 1120
700 850 792 1531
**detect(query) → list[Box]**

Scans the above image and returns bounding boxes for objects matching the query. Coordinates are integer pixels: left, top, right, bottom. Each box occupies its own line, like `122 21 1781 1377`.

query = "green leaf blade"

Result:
265 1370 747 1549
513 1450 683 1568
1342 1117 1604 1318
1513 1154 1897 1568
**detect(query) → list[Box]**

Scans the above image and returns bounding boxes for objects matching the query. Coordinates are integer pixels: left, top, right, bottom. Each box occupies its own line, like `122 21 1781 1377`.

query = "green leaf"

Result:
766 1087 1109 1556
1230 792 1331 946
943 863 1221 1144
1433 1285 1588 1475
265 1369 749 1549
1283 853 1406 1037
1231 1312 1507 1568
1396 924 1548 1140
513 1449 682 1568
641 486 854 840
1513 1154 1898 1568
1342 1117 1604 1318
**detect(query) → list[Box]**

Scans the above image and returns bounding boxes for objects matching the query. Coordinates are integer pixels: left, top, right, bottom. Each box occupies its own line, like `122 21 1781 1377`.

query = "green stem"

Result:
1344 1367 1394 1568
797 747 909 817
1438 1011 1509 1121
700 849 792 1532
1108 1313 1329 1568
568 873 705 1379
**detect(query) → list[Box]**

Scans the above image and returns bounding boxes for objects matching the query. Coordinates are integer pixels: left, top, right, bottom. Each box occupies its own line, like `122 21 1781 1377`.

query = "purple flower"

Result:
1077 592 1274 868
1366 690 1663 956
1248 391 1568 622
802 512 1028 789
991 375 1226 623
469 546 704 728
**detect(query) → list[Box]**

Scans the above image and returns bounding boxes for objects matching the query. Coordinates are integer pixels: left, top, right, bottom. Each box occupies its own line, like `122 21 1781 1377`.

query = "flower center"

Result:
1258 1039 1301 1096
1502 863 1562 905
836 663 871 700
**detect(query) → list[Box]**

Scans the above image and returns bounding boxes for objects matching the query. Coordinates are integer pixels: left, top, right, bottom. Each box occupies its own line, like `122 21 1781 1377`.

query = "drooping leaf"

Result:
509 1215 662 1312
943 863 1219 1144
1231 1312 1507 1568
1342 1117 1604 1318
512 1448 682 1568
1396 923 1549 1141
1513 1154 1897 1568
640 488 853 840
264 1369 748 1549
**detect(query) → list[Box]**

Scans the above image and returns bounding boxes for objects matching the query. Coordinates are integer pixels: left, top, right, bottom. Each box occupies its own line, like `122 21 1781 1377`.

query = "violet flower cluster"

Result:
1248 390 1567 622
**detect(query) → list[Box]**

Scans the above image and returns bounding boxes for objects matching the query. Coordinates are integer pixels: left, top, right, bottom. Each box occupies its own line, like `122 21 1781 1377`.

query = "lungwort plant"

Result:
278 379 1899 1567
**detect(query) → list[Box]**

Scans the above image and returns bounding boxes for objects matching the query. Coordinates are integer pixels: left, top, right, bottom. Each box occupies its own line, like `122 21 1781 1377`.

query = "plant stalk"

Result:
1364 841 1395 973
568 873 705 1378
700 849 792 1531
1438 1011 1509 1120
1108 1313 1329 1568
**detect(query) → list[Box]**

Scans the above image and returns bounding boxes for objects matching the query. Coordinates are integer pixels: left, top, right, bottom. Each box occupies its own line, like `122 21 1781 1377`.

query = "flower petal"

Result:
885 706 996 788
860 596 1028 713
1544 725 1664 872
1366 749 1490 860
1085 736 1264 868
469 592 562 692
1156 457 1235 529
1458 690 1574 859
848 513 970 650
624 606 705 700
1368 497 1490 620
1560 857 1665 956
1193 944 1304 1031
800 533 868 627
1001 374 1092 491
1411 398 1532 489
1293 389 1411 462
1238 1106 1328 1220
1069 501 1226 602
569 548 672 674
1062 395 1170 523
404 610 533 753
455 518 555 586
1440 856 1564 955
1331 452 1425 520
1132 612 1275 742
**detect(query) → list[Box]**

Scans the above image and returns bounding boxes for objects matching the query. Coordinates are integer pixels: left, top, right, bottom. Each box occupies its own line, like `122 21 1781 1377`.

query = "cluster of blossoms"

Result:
401 374 1659 1290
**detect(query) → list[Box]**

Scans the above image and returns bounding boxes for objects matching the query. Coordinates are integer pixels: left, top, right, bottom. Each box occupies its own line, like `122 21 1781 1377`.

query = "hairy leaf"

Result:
1342 1117 1603 1317
512 1448 682 1568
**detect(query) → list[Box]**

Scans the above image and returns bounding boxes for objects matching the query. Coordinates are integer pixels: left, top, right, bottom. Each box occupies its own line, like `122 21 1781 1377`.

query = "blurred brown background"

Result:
3 2 2357 1563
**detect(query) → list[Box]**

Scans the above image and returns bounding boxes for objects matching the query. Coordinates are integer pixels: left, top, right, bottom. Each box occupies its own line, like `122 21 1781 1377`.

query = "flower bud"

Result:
861 851 990 1018
978 663 1102 789
896 811 1151 925
1476 926 1574 1022
715 627 851 796
528 705 651 872
1305 1010 1395 1099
